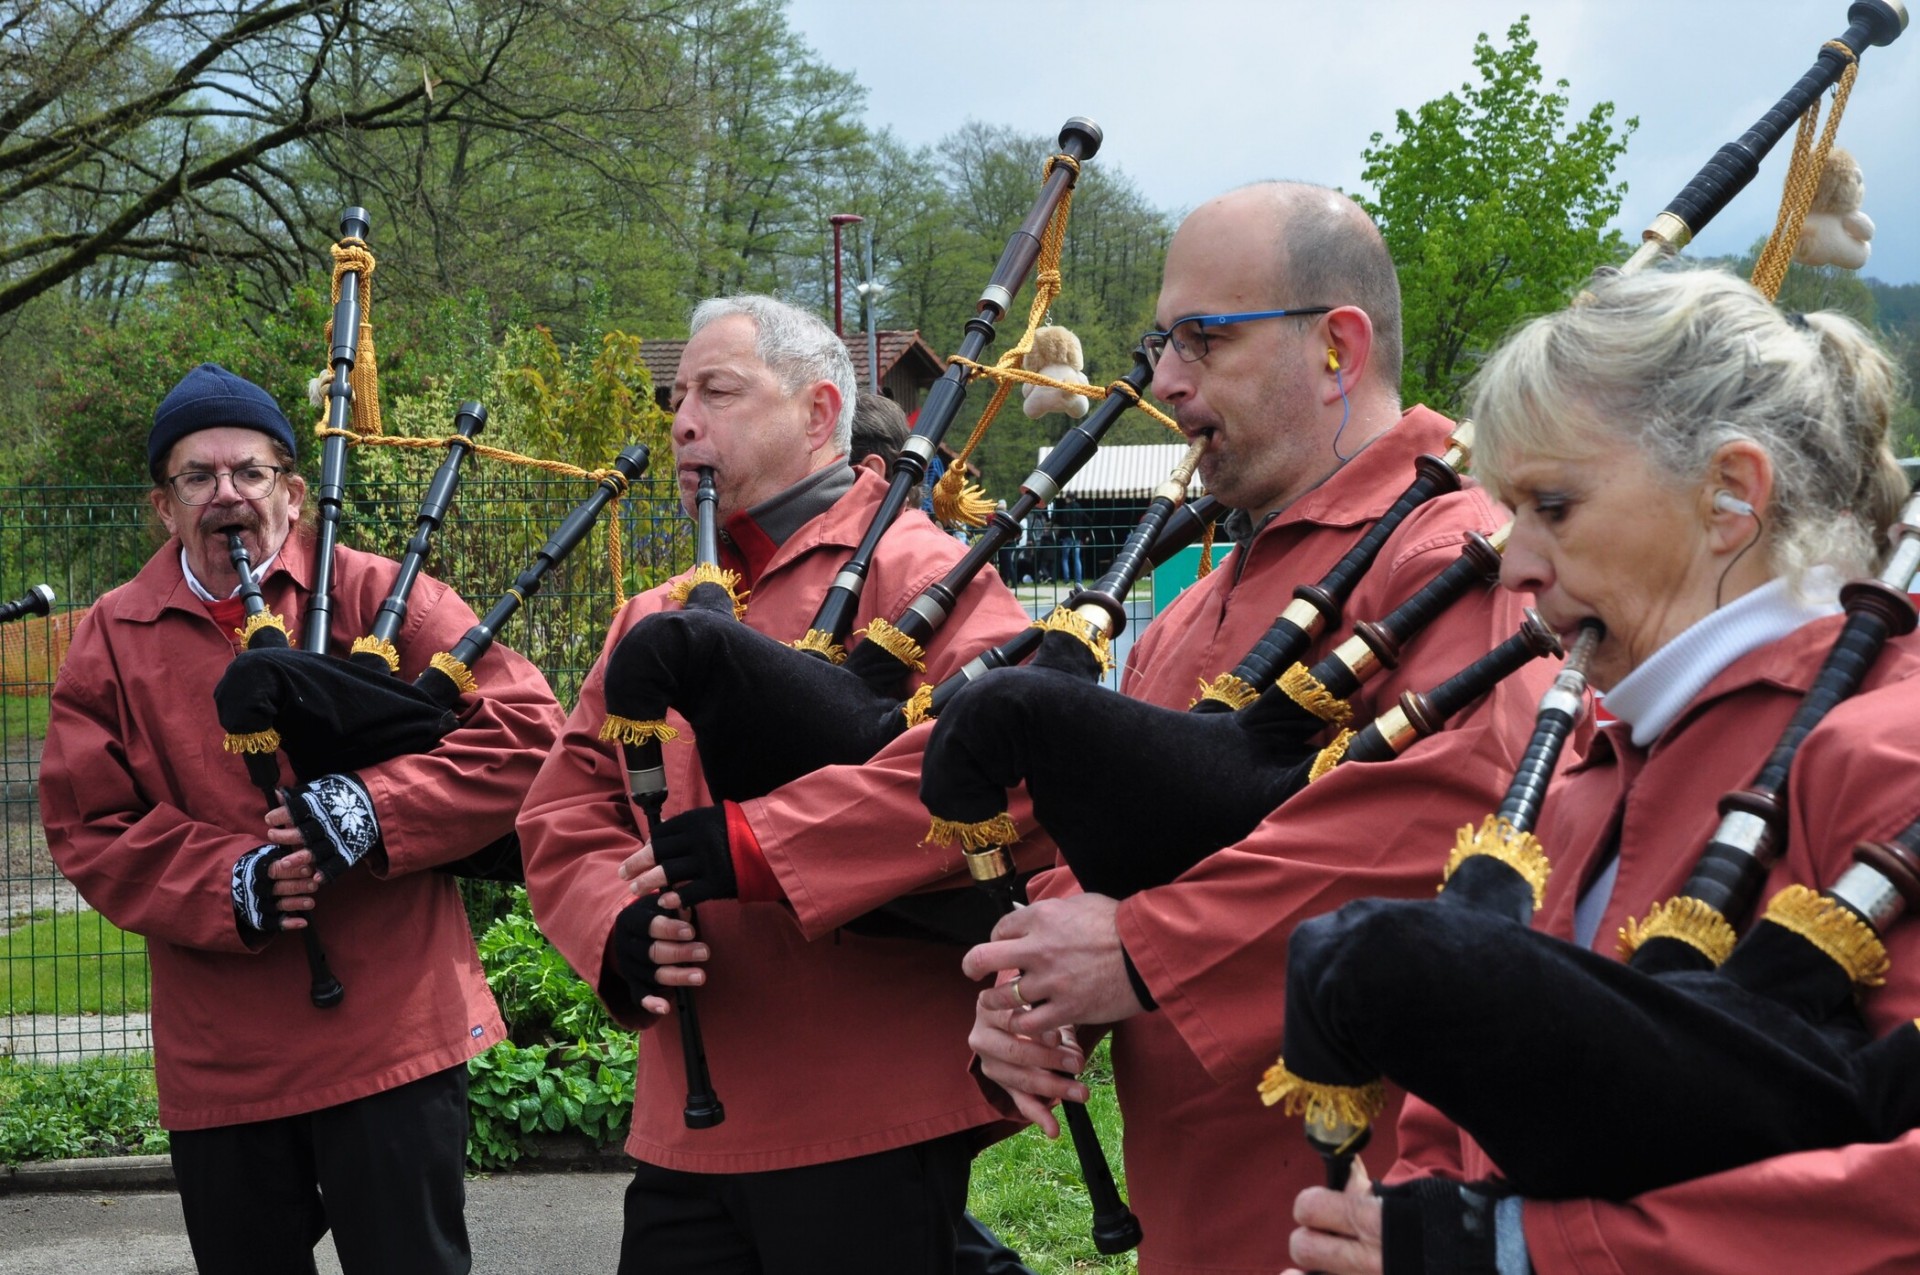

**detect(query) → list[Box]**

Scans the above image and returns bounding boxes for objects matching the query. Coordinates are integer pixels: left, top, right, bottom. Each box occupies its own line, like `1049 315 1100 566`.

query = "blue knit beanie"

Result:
148 363 298 481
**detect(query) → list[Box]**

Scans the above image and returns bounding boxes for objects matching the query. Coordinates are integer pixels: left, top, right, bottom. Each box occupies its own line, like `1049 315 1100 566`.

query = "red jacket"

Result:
1391 618 1920 1275
518 468 1032 1172
41 532 562 1130
1030 407 1553 1274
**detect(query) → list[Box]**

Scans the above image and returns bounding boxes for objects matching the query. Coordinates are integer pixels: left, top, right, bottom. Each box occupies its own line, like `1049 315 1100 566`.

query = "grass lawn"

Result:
1 907 150 1015
969 1043 1136 1271
0 693 49 744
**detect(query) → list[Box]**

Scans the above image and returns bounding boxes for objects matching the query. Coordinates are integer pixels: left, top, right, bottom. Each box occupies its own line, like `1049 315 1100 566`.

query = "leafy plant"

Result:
0 1055 169 1163
465 888 636 1168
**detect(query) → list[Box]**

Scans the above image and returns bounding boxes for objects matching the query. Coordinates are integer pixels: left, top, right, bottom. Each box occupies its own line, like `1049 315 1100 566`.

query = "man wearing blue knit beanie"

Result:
39 361 563 1274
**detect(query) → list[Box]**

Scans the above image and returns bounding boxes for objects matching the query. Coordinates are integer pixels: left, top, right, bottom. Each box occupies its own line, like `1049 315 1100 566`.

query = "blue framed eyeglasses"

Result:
1141 307 1335 368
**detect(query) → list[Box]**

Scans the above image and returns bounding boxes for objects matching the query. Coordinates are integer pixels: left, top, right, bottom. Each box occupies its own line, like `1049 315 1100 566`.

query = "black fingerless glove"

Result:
231 843 294 941
612 893 675 1002
651 805 736 906
1378 1177 1531 1275
282 772 383 882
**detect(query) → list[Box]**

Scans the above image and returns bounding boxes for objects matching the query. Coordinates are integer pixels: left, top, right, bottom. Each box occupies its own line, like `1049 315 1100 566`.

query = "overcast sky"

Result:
785 0 1920 287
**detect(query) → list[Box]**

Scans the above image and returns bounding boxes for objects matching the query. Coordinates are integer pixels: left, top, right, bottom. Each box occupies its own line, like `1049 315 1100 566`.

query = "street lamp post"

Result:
855 226 883 393
828 213 864 337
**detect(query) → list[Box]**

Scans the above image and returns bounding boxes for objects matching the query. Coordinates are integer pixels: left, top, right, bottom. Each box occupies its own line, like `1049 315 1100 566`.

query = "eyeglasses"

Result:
164 465 289 505
1141 308 1335 368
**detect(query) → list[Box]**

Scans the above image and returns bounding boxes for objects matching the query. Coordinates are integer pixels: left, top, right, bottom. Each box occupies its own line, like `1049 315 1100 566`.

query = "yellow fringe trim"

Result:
1618 896 1738 966
1036 607 1113 672
597 715 679 746
1257 1059 1387 1133
1442 816 1551 910
924 812 1020 851
899 682 936 729
857 617 928 674
1762 884 1889 989
1308 730 1354 783
349 635 400 673
1192 672 1257 711
428 651 477 695
932 466 997 529
1279 663 1353 725
667 564 747 619
789 628 847 664
235 610 288 646
222 728 282 756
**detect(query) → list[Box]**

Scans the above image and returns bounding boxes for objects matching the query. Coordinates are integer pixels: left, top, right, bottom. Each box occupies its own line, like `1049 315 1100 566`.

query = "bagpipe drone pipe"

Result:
1266 486 1920 1204
0 585 54 625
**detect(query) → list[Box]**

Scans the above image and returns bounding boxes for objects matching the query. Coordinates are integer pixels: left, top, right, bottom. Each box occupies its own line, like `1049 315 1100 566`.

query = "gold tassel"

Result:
932 466 996 529
1257 1058 1387 1132
1441 816 1551 910
222 728 281 755
1618 896 1738 966
1191 672 1257 711
1035 607 1113 672
789 629 847 664
598 715 678 746
1308 730 1354 783
428 650 477 695
667 564 747 619
858 617 927 674
924 812 1020 851
1761 884 1889 988
1279 663 1353 725
349 635 400 673
235 611 289 646
899 682 936 729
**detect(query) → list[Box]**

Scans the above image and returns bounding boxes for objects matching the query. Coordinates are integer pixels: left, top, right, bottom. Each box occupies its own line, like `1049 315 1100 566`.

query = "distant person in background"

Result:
1053 495 1085 585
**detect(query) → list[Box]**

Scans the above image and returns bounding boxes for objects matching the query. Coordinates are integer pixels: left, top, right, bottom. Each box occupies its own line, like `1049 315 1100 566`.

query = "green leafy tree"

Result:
1359 16 1637 412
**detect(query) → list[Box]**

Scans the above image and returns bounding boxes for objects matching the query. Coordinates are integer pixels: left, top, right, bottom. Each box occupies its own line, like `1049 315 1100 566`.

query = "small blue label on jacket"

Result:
471 1026 485 1038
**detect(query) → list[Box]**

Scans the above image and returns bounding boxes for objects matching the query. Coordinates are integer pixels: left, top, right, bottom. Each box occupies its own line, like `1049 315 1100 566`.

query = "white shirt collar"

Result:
1601 568 1841 748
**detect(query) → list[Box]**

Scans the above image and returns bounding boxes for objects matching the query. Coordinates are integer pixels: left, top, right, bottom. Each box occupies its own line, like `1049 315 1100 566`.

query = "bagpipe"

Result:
1264 514 1920 1204
596 351 1189 811
0 585 54 625
214 208 649 1004
1261 0 1919 1204
916 423 1491 908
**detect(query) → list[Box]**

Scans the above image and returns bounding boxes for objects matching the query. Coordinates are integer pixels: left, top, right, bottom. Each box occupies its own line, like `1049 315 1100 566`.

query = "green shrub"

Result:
465 887 635 1168
0 1055 169 1162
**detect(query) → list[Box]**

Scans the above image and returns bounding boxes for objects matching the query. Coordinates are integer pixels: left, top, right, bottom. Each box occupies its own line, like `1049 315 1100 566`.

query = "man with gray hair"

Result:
520 295 1033 1273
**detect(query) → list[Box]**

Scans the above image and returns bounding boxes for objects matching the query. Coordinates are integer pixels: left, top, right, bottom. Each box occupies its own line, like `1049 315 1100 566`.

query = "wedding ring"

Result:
1009 974 1030 1010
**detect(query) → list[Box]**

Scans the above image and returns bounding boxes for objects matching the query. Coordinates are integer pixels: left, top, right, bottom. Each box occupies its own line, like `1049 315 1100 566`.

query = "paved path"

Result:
0 1171 628 1274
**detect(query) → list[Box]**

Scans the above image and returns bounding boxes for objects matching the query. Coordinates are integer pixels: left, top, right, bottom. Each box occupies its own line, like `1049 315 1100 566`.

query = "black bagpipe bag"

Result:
213 646 458 783
1279 862 1920 1202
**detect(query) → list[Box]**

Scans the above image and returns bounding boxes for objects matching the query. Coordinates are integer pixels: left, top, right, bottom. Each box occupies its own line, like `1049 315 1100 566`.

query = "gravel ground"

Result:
0 1013 152 1063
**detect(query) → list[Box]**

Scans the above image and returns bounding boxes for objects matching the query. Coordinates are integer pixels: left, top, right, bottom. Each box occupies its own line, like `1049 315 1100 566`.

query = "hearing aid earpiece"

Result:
1713 490 1755 517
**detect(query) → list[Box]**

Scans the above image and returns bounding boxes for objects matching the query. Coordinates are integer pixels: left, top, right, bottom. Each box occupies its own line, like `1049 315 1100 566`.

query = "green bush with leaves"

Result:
0 1056 170 1162
466 888 636 1169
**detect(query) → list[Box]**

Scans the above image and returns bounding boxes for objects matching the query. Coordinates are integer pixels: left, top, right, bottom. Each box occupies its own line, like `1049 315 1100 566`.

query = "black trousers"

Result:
170 1064 471 1275
618 1131 975 1275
